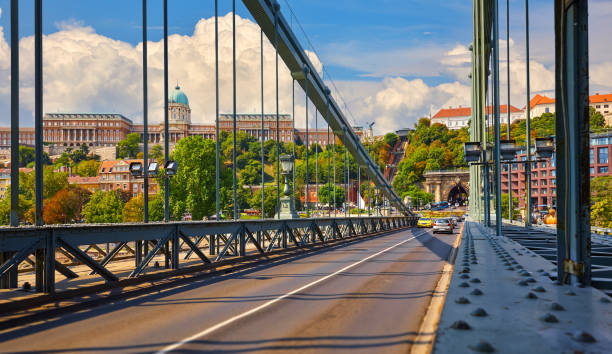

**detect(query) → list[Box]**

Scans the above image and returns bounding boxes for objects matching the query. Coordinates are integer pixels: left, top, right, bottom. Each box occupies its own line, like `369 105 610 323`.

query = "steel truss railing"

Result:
0 216 416 294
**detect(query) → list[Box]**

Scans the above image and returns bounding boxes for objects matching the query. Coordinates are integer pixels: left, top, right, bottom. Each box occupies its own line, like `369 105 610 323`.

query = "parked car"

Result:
433 218 454 234
449 216 459 226
417 217 434 228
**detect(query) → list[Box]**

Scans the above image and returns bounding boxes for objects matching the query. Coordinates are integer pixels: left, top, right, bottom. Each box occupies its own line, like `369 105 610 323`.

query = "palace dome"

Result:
169 85 189 106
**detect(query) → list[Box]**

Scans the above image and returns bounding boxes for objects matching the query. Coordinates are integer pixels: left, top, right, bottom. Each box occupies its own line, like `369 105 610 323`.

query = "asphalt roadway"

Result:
1 225 460 354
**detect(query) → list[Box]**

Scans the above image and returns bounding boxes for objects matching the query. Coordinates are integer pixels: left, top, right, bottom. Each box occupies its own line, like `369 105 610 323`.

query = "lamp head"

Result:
499 140 517 161
129 162 143 177
535 137 555 159
147 161 159 177
463 142 482 163
279 154 294 174
164 160 178 177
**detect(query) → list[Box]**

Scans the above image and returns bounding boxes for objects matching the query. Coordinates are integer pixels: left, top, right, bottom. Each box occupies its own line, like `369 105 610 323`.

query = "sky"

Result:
0 0 610 134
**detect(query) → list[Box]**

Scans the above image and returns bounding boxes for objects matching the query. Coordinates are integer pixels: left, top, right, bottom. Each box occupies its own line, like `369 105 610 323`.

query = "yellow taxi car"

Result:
417 217 433 228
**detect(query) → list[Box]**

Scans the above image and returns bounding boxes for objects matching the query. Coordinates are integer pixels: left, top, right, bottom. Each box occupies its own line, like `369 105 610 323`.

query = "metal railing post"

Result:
525 0 532 227
215 0 220 221
34 0 43 226
142 0 149 223
493 0 502 236
554 0 590 286
164 0 170 222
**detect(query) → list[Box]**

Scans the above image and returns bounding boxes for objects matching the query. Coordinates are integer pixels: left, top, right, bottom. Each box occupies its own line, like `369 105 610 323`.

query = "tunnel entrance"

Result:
447 184 468 206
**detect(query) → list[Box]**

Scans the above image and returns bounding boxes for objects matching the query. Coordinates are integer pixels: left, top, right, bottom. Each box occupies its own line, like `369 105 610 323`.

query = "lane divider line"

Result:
156 229 428 354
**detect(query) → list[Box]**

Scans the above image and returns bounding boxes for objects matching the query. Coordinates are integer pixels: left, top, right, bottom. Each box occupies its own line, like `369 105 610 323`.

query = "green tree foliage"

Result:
249 187 278 218
589 107 607 131
383 132 399 148
73 160 101 177
117 133 141 159
401 185 433 207
391 118 468 197
163 136 231 220
122 193 145 222
0 188 33 225
121 194 165 222
150 144 164 160
19 146 50 167
500 193 519 219
318 184 345 208
591 176 612 227
82 190 124 223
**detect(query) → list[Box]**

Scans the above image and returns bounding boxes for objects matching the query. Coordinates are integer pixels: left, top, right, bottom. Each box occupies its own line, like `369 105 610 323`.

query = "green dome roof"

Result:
169 85 189 106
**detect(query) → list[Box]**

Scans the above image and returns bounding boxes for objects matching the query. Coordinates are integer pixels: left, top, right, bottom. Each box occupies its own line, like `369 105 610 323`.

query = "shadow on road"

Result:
6 332 434 353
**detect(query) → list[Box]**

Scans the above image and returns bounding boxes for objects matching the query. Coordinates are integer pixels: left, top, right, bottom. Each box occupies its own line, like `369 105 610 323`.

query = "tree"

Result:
590 106 606 130
249 187 278 218
73 160 101 177
0 189 33 225
591 175 612 228
117 133 141 159
500 193 519 219
150 144 164 160
400 185 433 208
318 184 345 208
383 132 399 148
43 186 91 224
122 194 165 222
82 190 124 223
122 193 145 222
19 146 50 167
591 176 612 203
591 199 612 228
162 136 229 220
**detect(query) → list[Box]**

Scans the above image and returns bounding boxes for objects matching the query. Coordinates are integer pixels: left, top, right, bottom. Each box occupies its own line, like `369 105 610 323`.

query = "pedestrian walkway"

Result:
434 221 612 353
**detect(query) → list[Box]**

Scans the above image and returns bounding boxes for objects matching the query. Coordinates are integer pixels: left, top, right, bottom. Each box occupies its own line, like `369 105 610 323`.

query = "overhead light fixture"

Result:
148 162 159 177
535 137 555 159
129 162 143 177
164 160 178 177
463 142 482 162
500 140 517 161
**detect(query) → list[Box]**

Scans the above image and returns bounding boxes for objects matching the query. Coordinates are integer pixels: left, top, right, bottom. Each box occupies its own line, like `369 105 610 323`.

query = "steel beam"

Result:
242 0 409 214
554 0 591 286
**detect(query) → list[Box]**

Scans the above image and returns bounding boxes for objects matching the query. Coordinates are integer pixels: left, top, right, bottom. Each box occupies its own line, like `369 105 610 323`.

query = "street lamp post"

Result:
275 154 299 219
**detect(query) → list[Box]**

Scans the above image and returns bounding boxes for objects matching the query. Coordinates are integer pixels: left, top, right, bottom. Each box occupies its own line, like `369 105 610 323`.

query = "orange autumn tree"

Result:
43 186 91 224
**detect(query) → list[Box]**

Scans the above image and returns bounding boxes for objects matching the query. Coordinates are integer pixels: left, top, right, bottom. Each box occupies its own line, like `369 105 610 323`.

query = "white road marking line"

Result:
156 230 427 354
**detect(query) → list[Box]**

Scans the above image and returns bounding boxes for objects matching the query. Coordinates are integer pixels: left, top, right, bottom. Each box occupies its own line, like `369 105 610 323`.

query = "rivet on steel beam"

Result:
525 292 538 299
526 277 536 283
532 286 546 293
572 331 596 343
459 282 470 288
469 278 481 283
470 308 488 317
470 289 483 296
455 297 471 304
517 280 529 286
460 274 470 279
550 303 565 311
451 320 471 330
540 313 559 323
564 290 576 296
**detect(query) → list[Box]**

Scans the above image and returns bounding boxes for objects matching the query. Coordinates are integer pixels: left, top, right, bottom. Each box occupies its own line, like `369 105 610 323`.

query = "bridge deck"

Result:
0 226 460 353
